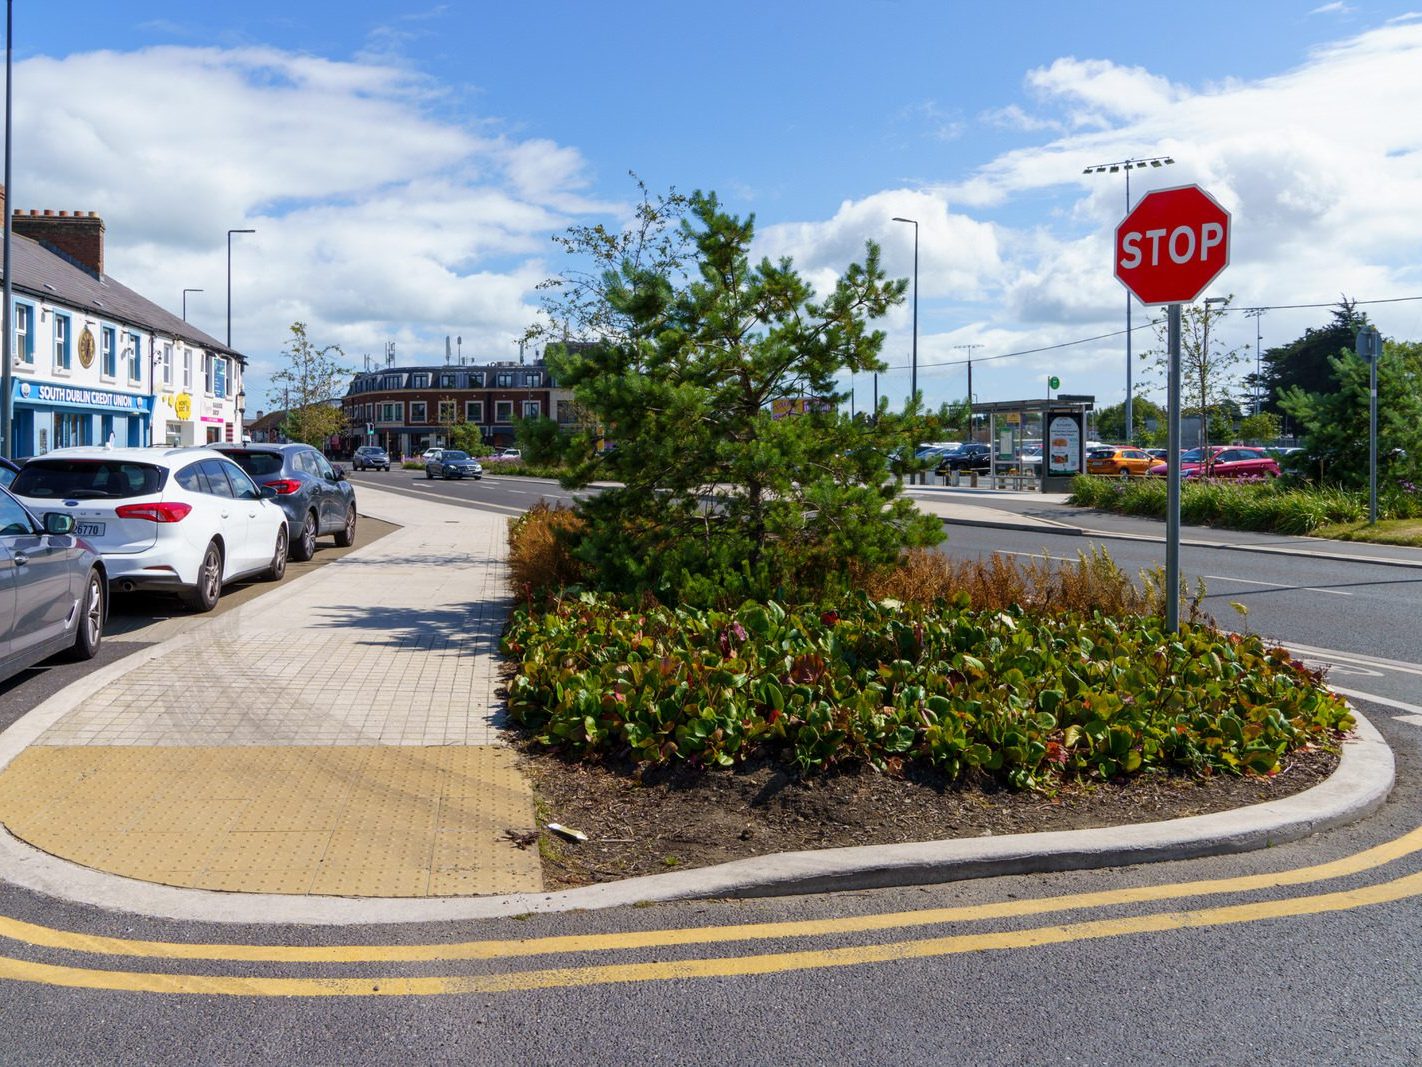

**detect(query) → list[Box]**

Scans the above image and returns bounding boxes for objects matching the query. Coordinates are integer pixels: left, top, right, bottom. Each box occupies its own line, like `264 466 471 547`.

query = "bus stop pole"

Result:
1166 303 1182 633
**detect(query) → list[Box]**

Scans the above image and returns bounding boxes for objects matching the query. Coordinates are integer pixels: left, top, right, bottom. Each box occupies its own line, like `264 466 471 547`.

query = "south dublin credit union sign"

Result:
13 380 154 413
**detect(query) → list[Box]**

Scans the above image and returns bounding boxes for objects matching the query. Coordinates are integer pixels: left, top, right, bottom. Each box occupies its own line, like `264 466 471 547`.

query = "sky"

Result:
7 1 1422 416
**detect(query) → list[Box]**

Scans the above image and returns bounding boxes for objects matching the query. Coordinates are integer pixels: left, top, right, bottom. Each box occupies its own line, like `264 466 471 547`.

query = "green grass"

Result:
1313 517 1422 546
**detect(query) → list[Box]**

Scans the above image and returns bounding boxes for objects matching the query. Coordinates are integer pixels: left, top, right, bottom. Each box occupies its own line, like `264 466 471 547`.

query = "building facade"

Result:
3 197 245 458
341 362 574 458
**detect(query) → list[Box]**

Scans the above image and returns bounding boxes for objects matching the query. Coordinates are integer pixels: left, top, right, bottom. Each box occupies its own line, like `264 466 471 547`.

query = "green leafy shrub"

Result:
503 594 1351 789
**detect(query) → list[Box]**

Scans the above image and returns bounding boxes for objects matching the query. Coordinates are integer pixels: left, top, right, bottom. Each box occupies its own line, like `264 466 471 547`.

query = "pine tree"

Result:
535 186 942 606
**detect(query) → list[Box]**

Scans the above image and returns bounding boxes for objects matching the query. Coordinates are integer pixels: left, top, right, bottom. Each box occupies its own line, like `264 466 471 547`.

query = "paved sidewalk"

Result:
0 487 542 898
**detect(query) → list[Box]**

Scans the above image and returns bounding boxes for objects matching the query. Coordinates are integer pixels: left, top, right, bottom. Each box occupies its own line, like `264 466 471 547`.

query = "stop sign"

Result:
1114 184 1230 305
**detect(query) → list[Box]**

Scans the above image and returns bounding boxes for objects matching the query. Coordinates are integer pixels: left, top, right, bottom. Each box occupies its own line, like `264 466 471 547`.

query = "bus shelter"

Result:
970 396 1094 493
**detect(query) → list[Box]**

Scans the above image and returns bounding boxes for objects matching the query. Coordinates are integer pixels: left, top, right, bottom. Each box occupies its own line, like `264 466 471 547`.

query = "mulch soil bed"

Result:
514 739 1340 890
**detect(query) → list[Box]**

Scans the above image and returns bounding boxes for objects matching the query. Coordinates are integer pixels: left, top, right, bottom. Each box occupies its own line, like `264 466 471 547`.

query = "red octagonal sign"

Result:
1115 184 1230 305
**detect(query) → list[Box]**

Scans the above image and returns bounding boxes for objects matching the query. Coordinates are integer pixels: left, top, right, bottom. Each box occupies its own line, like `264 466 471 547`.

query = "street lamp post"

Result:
891 217 918 404
182 288 204 323
1 0 14 459
1244 307 1266 417
954 344 983 440
226 229 255 349
1200 296 1228 453
1083 155 1175 443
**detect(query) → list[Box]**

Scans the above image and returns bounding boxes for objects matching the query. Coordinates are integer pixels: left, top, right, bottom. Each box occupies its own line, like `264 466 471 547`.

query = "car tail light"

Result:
115 502 193 523
263 479 302 495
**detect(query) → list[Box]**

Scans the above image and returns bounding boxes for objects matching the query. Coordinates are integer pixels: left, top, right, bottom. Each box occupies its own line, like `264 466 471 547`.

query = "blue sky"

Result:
10 1 1422 414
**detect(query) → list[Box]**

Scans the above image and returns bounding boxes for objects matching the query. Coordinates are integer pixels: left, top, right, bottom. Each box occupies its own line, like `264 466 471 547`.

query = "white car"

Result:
421 447 444 462
10 446 290 612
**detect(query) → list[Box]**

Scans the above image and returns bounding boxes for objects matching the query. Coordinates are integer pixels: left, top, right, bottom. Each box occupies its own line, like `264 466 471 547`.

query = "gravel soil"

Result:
516 740 1340 889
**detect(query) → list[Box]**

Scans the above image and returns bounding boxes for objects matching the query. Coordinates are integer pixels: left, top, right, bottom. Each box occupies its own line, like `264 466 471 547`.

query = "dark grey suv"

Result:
214 443 357 561
351 445 390 472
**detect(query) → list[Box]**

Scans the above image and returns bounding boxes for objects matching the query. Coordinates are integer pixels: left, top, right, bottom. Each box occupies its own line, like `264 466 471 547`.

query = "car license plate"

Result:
76 522 106 537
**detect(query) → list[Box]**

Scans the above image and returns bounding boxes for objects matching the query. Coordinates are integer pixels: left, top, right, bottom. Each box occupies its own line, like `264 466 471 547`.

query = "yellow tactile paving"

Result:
0 746 542 897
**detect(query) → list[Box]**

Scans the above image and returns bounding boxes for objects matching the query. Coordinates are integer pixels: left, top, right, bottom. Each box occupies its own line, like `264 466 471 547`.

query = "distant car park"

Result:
1146 446 1281 480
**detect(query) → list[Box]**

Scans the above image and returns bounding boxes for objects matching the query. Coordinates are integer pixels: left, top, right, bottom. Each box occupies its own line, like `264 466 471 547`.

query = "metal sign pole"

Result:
1369 343 1378 525
1166 303 1182 633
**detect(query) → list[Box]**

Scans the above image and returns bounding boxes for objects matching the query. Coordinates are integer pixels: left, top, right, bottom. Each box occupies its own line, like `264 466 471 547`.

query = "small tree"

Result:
534 185 942 606
1279 339 1422 487
1094 396 1164 443
269 323 350 447
1142 296 1245 451
514 415 567 465
1236 411 1280 445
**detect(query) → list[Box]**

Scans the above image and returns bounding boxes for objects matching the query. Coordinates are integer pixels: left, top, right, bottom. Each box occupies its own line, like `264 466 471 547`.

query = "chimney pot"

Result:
43 209 53 216
58 211 68 217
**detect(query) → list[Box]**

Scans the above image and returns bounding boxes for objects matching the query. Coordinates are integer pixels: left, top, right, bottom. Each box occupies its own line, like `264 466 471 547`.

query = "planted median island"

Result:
500 185 1353 887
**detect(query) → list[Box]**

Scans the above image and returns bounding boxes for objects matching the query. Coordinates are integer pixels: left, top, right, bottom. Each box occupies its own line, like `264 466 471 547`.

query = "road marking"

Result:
996 549 1077 563
1396 715 1422 727
3 825 1421 965
1203 575 1352 597
1 869 1421 996
1327 688 1422 716
1287 644 1422 679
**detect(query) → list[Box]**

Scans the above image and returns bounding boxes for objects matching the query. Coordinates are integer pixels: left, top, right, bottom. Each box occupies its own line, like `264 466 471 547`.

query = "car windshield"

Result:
1180 448 1206 463
442 451 470 461
221 451 285 477
12 459 166 499
1087 449 1114 458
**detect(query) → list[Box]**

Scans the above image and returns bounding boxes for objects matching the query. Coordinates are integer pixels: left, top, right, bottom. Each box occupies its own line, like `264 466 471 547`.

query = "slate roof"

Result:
1 231 242 361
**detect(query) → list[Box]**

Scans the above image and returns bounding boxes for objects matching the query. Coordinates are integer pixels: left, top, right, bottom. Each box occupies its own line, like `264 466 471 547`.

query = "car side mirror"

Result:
259 485 278 499
44 512 76 535
332 466 346 481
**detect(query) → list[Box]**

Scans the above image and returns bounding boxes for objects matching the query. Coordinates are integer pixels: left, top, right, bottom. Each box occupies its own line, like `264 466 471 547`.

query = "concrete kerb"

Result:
0 709 1391 925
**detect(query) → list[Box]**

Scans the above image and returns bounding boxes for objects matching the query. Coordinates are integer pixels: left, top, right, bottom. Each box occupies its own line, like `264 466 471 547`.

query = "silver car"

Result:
0 484 106 682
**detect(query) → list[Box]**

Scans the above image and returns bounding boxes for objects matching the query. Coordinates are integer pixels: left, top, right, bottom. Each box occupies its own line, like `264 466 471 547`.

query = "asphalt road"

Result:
1 476 1420 1064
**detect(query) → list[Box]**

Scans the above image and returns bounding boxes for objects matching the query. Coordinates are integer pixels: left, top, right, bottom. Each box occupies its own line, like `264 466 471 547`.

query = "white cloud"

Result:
8 45 611 406
1310 2 1354 15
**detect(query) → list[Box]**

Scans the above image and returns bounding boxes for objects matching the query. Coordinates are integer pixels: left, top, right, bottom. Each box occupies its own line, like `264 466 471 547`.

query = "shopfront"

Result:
9 380 153 458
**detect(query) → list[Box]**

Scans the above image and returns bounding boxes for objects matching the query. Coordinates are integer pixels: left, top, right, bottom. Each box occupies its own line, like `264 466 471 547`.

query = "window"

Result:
199 459 237 498
54 413 89 448
203 353 215 395
409 401 427 423
522 400 541 419
439 373 456 388
524 372 540 387
465 400 483 423
557 400 576 424
101 327 117 378
13 303 33 365
468 372 484 387
378 402 403 423
214 356 227 398
438 400 456 424
179 347 191 389
381 374 403 390
54 313 72 371
160 344 173 388
0 493 34 536
412 374 429 389
495 400 513 422
127 333 143 383
496 372 512 388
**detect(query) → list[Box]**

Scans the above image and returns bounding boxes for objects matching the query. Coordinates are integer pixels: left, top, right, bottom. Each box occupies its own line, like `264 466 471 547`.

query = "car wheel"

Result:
66 568 104 661
291 511 318 562
265 527 289 581
183 541 223 613
425 468 433 479
1118 467 1132 480
334 504 357 547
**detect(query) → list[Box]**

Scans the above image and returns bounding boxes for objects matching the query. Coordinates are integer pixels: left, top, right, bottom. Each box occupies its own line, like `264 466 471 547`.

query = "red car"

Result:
1147 446 1280 479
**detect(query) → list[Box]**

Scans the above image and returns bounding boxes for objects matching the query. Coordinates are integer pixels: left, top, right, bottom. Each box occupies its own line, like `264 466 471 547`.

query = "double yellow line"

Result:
3 826 1422 996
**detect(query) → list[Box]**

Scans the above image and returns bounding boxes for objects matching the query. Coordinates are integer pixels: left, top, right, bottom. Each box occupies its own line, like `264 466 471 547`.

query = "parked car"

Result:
351 445 390 472
0 483 107 682
935 443 993 475
1146 445 1281 479
213 443 358 561
421 448 444 463
0 456 18 488
425 450 483 480
1086 446 1156 479
10 446 289 612
486 448 522 462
